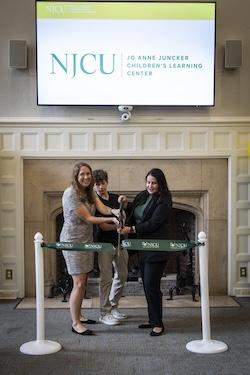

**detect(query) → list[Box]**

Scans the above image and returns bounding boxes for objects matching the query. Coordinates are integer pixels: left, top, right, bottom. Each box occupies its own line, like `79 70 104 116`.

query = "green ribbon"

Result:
121 239 197 252
42 239 198 252
42 242 114 252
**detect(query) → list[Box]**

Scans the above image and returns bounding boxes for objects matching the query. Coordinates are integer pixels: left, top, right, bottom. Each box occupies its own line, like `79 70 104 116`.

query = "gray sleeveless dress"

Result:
60 186 95 275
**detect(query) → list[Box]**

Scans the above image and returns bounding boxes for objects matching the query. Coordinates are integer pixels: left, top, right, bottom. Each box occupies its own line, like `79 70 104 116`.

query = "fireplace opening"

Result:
51 206 197 300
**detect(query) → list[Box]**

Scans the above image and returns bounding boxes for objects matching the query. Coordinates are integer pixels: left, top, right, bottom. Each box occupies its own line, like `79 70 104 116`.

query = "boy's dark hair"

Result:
93 169 108 184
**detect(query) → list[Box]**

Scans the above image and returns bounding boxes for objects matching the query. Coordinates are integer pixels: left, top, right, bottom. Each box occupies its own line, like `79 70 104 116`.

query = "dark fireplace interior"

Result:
52 207 196 301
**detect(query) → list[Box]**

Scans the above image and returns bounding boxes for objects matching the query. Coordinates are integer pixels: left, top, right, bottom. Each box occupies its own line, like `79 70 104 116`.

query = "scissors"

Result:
117 197 125 256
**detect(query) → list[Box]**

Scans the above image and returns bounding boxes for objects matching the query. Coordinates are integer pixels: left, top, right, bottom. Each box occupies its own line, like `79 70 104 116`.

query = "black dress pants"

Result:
140 260 166 327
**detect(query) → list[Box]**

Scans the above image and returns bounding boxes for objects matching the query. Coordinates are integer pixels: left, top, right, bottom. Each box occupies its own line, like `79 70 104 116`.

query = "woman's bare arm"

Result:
75 203 118 226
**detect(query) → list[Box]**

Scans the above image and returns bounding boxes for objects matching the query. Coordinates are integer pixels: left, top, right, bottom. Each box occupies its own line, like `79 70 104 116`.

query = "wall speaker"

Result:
224 40 242 69
9 40 27 69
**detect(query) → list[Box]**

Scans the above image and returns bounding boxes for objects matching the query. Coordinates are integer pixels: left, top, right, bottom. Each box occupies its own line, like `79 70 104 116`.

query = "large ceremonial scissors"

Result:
117 196 126 256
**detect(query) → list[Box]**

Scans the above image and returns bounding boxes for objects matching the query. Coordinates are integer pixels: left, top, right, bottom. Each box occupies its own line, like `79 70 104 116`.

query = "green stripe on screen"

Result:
37 2 215 20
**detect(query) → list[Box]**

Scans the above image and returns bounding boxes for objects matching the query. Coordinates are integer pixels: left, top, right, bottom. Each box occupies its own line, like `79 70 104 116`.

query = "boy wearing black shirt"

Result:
93 169 128 326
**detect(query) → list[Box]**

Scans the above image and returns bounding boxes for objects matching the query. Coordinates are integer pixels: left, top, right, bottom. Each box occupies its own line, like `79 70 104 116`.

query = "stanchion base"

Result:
186 339 228 354
20 340 62 355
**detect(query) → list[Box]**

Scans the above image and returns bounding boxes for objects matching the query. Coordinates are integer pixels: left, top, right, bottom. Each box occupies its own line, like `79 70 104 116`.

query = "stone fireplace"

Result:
24 158 227 297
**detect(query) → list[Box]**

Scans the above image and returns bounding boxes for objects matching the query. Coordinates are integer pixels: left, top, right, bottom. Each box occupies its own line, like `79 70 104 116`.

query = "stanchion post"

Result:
186 231 228 354
20 232 62 355
199 231 210 341
36 231 45 341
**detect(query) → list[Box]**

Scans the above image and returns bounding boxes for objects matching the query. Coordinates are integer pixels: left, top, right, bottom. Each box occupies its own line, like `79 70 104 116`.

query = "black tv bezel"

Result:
35 1 216 108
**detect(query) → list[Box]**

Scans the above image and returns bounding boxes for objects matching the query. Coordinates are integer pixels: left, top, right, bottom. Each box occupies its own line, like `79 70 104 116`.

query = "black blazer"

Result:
127 190 173 262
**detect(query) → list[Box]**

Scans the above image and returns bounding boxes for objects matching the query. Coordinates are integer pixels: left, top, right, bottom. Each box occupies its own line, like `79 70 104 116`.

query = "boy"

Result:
93 169 128 325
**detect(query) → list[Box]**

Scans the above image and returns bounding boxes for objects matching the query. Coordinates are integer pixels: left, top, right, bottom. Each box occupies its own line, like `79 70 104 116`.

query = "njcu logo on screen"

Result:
50 53 117 78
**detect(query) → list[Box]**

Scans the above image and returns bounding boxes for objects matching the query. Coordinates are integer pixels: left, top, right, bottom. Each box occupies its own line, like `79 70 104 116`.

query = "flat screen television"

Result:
36 1 216 106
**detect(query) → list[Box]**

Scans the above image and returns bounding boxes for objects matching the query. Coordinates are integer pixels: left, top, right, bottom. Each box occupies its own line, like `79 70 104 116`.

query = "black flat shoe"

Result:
72 327 94 336
138 323 152 329
150 326 165 337
80 318 97 324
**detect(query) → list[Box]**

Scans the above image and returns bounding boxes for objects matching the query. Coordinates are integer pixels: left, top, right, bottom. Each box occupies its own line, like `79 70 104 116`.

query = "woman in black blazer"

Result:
120 168 173 336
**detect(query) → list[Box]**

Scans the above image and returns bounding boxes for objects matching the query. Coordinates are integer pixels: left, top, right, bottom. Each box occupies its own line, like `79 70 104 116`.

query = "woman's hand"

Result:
117 226 131 235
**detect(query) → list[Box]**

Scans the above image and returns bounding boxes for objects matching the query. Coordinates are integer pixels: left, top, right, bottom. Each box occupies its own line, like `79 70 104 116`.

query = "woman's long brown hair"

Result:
71 162 95 204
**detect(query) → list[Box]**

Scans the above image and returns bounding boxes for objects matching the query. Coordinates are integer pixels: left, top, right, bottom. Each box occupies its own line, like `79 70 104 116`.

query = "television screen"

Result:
36 1 216 106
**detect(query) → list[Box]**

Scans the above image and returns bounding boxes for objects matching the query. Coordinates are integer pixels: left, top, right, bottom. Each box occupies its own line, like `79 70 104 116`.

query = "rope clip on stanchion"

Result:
186 231 228 354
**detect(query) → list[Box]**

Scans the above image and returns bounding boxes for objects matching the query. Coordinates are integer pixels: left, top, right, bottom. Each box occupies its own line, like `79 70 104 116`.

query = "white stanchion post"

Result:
186 231 228 354
20 232 62 355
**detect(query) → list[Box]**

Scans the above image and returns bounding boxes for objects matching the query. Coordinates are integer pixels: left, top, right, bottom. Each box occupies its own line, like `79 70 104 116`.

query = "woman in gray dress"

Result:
60 162 119 336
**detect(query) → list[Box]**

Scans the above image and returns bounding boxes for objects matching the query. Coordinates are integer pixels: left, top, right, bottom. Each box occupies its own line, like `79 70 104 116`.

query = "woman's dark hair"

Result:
146 168 170 198
72 162 95 204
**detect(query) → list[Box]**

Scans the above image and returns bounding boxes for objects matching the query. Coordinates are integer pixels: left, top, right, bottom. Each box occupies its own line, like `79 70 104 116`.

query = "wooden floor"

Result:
16 295 239 309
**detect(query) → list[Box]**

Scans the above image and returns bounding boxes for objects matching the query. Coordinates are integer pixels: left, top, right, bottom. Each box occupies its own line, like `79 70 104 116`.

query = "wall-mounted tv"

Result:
36 1 216 106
